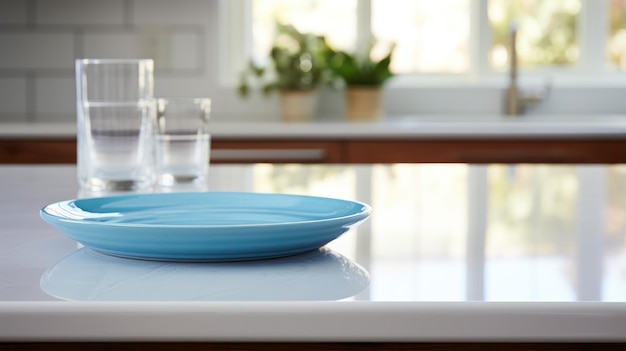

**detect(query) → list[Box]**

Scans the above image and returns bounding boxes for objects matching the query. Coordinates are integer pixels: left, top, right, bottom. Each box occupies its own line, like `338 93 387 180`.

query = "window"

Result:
609 0 626 69
220 0 626 117
488 0 580 70
251 0 470 74
251 0 357 64
370 0 470 73
241 0 626 77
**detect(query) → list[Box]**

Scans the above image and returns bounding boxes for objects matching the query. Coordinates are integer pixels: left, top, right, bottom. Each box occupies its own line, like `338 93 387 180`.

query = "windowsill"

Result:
387 72 626 89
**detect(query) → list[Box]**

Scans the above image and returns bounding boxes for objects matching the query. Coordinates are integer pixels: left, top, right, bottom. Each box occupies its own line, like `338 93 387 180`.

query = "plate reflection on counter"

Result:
40 247 370 301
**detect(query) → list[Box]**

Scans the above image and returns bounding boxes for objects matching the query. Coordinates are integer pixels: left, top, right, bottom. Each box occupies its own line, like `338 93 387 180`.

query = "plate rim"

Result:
40 191 372 229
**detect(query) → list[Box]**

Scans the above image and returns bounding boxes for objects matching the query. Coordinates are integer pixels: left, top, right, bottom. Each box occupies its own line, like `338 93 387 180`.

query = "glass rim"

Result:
156 98 212 111
79 100 154 107
155 97 211 103
76 58 154 65
155 133 211 139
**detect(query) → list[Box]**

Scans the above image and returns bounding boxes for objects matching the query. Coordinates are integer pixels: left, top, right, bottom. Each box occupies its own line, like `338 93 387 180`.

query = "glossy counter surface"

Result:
3 113 626 140
2 164 626 342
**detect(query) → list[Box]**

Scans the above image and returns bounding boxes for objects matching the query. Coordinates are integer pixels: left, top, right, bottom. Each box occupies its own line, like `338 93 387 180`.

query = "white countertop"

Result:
3 114 626 140
2 164 626 342
4 301 626 342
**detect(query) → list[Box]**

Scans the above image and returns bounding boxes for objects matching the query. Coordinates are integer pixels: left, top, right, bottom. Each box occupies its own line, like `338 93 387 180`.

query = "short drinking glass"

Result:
155 98 211 189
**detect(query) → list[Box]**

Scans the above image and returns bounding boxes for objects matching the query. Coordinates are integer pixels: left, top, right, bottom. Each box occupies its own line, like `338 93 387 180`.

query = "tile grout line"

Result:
124 0 134 29
25 71 36 122
25 0 36 29
74 28 83 59
196 26 206 75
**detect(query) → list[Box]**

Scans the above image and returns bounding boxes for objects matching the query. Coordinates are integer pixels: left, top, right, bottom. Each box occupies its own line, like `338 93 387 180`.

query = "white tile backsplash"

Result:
0 0 27 24
0 0 215 123
137 26 172 69
35 77 75 122
35 0 126 26
154 76 212 99
0 78 27 119
0 33 74 69
82 31 139 59
133 0 211 25
170 31 200 70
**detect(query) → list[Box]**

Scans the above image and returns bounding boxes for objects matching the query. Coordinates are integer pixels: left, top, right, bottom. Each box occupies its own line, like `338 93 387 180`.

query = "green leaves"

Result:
237 22 396 98
328 42 395 87
238 23 334 97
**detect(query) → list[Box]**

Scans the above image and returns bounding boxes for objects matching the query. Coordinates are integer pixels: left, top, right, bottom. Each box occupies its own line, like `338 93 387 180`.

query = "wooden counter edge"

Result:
2 138 626 164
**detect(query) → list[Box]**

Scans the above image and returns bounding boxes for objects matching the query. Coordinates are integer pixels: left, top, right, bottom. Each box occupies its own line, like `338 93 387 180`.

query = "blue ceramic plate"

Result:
40 192 371 261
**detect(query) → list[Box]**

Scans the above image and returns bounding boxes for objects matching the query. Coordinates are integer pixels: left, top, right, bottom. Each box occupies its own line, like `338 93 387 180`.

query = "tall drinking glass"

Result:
75 59 155 192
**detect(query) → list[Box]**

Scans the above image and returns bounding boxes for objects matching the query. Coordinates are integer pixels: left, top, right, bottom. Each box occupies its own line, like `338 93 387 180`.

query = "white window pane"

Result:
488 0 580 70
609 0 626 70
252 0 357 63
605 166 626 300
371 0 470 74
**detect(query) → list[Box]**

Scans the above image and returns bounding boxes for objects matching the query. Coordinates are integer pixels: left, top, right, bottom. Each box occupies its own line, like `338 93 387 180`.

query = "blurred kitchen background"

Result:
1 0 626 123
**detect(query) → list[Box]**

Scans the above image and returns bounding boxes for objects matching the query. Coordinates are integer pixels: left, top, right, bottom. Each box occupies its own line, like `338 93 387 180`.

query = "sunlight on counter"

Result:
247 163 626 302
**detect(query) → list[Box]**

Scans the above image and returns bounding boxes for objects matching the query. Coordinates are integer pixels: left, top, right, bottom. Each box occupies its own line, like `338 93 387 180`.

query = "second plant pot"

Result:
345 87 383 122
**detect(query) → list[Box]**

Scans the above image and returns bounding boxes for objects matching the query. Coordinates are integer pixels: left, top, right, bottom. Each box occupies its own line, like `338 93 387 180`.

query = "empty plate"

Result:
40 192 371 261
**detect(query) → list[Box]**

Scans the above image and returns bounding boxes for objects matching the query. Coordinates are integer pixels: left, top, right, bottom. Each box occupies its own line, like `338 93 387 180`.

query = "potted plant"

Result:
328 40 395 122
238 23 334 122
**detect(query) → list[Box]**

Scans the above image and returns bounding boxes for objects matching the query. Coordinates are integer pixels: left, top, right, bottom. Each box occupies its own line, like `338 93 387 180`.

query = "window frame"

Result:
221 0 624 86
217 0 626 120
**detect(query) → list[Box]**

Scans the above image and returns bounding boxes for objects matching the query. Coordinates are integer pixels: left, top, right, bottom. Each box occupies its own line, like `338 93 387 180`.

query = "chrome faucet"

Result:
504 24 550 116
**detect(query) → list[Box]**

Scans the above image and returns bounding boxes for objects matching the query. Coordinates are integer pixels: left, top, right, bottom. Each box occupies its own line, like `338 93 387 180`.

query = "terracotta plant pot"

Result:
279 90 317 122
345 87 383 122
